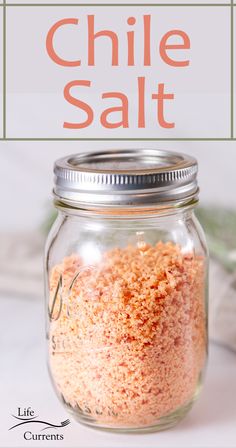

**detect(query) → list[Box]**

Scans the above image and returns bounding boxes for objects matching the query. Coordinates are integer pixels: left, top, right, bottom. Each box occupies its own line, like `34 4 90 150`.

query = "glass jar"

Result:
45 149 208 432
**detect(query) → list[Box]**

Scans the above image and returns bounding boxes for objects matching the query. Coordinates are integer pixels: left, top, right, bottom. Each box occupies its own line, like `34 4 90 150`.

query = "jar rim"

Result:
53 149 198 209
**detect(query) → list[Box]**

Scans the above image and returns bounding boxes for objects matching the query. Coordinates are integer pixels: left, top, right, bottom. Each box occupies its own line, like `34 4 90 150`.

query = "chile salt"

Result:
45 150 208 431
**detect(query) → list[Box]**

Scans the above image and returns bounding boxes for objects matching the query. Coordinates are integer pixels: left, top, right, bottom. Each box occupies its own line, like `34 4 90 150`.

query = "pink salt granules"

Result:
48 241 206 428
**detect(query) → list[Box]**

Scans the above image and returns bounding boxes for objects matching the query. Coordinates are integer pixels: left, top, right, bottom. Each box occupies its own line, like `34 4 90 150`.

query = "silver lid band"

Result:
53 149 198 208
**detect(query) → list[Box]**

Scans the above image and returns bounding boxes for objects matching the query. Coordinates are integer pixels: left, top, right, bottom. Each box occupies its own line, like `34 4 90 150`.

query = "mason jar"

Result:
45 149 208 432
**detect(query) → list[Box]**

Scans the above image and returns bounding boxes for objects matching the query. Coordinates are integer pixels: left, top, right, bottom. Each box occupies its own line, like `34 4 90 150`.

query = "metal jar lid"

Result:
53 149 198 208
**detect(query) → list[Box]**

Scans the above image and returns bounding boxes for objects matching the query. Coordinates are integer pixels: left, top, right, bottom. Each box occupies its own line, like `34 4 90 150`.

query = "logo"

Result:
9 407 70 441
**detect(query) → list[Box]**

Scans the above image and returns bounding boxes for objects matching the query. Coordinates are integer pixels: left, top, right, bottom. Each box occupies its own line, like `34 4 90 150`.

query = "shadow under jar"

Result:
45 149 208 433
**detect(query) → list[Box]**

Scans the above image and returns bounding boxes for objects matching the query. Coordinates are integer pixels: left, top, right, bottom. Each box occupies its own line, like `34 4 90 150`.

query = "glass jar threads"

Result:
45 149 208 432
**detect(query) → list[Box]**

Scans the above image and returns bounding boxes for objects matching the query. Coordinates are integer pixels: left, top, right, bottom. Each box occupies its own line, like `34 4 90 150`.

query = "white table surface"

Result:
1 295 236 448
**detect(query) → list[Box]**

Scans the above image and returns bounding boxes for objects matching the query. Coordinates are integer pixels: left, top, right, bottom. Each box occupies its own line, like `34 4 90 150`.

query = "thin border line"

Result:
0 137 235 141
1 2 3 139
1 3 232 6
1 1 233 141
231 0 234 138
2 0 6 138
